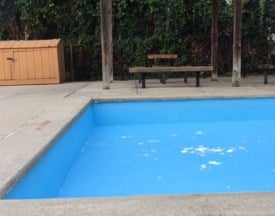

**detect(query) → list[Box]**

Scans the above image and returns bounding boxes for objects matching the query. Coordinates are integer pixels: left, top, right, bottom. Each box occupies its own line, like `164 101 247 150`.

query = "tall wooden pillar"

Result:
232 0 242 87
211 0 218 81
100 0 113 89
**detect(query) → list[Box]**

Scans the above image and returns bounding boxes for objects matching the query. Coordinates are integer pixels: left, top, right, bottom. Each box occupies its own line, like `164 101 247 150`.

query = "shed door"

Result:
13 50 36 80
13 49 55 80
0 51 12 80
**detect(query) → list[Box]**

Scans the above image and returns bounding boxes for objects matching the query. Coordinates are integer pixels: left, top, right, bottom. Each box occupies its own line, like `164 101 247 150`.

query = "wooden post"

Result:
109 16 113 83
100 0 113 89
232 0 242 87
69 44 75 81
211 0 218 81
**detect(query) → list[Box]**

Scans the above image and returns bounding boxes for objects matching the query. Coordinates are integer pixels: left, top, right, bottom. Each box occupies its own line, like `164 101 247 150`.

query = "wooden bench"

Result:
129 66 213 88
258 64 275 84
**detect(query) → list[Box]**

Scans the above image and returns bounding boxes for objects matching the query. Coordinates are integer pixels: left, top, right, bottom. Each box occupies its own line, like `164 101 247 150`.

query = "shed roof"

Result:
0 39 61 49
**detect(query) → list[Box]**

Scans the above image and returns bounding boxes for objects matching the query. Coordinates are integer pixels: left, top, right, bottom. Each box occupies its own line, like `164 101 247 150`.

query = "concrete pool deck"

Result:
1 76 275 215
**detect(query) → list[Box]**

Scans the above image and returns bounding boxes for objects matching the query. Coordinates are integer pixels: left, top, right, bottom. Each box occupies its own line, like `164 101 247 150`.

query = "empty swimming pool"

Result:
5 98 275 199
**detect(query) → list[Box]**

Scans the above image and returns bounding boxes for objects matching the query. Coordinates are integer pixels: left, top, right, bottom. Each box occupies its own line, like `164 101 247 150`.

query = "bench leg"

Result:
141 73 146 88
264 70 268 84
159 73 166 84
196 72 200 87
184 74 187 83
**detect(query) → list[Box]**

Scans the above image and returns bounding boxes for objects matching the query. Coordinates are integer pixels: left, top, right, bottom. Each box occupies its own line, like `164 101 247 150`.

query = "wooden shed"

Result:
0 39 65 86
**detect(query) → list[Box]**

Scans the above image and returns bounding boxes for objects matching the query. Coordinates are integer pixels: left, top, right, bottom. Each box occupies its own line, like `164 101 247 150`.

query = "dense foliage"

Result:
0 0 274 80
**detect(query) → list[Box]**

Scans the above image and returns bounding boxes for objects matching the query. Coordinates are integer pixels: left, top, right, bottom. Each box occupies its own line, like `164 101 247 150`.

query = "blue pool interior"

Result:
5 98 275 199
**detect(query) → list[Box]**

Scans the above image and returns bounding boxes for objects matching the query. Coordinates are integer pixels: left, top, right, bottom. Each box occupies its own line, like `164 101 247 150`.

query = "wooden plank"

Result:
49 47 59 79
25 49 35 79
258 64 275 70
39 48 49 79
69 44 74 81
13 51 26 80
57 41 66 82
0 51 12 80
147 54 178 60
129 66 213 73
0 78 61 86
100 0 113 89
211 0 218 81
232 0 243 87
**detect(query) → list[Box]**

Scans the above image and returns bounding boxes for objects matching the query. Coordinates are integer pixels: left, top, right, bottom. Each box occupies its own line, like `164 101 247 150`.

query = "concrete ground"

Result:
1 76 275 215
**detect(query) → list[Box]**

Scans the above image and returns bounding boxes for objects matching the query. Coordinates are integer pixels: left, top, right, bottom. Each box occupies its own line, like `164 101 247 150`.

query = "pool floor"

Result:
58 120 275 197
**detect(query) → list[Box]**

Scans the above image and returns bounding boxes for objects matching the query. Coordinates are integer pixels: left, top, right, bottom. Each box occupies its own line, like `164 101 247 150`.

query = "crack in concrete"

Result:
0 109 48 144
0 83 90 144
63 83 91 98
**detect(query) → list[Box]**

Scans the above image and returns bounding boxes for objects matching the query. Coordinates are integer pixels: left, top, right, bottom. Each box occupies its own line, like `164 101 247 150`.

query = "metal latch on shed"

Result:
6 57 17 61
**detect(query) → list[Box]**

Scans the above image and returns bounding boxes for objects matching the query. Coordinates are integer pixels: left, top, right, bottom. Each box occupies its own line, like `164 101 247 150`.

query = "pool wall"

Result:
92 98 275 126
5 106 95 199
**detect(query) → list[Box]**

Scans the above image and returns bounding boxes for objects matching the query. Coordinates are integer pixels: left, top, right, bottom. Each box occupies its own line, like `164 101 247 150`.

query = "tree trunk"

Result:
232 0 242 87
211 0 218 81
24 25 30 40
100 0 113 89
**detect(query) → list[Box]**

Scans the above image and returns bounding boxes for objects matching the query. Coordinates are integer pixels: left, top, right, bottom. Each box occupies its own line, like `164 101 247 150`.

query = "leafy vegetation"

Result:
0 0 274 80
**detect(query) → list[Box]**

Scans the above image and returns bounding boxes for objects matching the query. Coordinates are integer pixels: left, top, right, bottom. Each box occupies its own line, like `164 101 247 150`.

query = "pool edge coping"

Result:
1 192 275 215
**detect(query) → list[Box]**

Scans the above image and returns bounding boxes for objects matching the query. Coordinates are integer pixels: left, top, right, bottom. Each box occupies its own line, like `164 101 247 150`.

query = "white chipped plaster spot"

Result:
227 148 235 153
148 140 160 143
181 147 194 154
195 130 204 135
208 161 222 166
209 147 223 153
200 164 207 170
171 134 178 137
121 135 132 139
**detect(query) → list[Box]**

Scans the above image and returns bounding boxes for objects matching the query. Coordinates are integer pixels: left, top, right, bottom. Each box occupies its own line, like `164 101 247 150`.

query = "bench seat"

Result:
129 66 213 88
